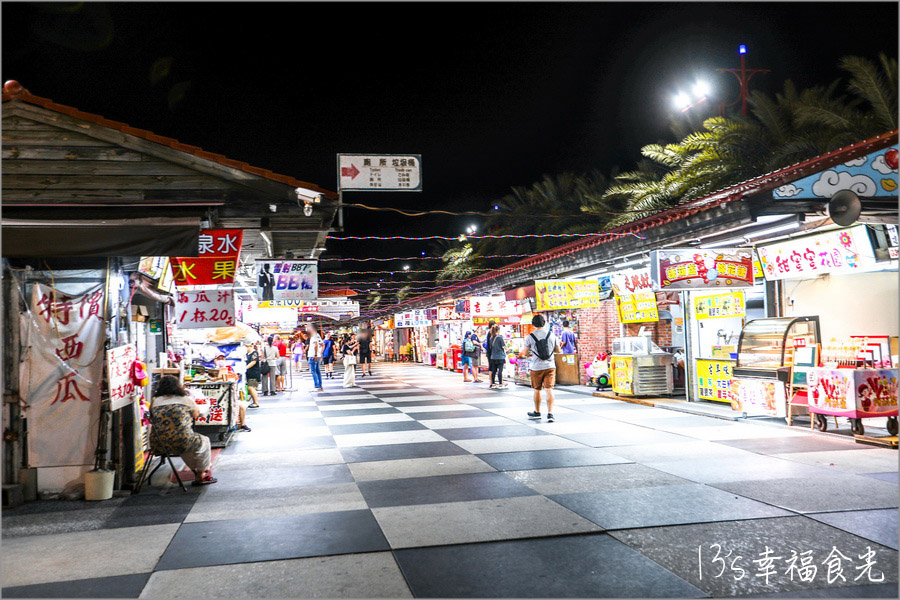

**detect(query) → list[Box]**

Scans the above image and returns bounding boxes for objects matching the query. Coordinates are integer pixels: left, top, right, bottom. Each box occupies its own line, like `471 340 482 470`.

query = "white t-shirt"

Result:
307 334 323 359
525 328 558 371
151 394 198 410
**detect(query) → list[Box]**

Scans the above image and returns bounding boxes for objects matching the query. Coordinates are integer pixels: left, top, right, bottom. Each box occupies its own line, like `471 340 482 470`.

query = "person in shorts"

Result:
520 314 560 422
245 342 261 409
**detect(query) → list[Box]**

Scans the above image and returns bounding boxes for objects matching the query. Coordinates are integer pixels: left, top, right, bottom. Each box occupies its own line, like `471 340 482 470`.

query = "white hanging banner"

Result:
24 283 106 468
176 289 236 330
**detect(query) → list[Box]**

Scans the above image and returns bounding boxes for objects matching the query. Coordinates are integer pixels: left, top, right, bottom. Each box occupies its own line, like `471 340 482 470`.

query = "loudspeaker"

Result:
827 190 862 227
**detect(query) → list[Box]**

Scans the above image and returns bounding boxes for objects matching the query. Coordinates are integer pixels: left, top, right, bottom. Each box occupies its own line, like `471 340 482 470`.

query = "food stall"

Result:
806 337 898 435
731 316 820 418
610 335 675 396
184 380 237 447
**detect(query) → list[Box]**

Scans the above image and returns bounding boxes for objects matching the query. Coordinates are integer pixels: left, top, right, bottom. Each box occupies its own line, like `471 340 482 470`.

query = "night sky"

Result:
3 2 897 267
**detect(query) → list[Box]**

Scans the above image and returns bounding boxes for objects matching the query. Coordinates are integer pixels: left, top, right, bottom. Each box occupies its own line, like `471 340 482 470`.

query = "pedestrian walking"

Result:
306 324 324 391
245 342 261 408
292 337 304 372
488 325 508 389
560 320 577 354
274 335 289 391
322 334 336 379
261 336 280 396
358 330 373 377
461 331 481 382
341 334 359 388
520 314 560 422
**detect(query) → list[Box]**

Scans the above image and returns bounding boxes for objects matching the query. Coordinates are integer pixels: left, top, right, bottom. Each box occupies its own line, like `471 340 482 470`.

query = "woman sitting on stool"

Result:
150 375 217 486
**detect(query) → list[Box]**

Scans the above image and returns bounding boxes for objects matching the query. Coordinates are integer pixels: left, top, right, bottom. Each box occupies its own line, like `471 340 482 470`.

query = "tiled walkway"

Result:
3 363 898 598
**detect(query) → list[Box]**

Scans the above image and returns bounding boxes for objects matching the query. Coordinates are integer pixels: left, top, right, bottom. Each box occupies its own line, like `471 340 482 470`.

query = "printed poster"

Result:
176 289 236 330
23 283 106 467
255 260 317 302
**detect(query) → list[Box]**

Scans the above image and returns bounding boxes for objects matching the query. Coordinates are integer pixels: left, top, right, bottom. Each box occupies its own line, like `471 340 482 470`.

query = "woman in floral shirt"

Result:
150 375 217 485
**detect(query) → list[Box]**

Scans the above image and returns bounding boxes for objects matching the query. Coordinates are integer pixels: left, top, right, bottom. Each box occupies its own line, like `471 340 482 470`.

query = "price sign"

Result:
176 289 236 330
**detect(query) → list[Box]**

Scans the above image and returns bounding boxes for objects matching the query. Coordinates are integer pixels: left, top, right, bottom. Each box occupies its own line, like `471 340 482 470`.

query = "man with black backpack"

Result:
520 314 560 422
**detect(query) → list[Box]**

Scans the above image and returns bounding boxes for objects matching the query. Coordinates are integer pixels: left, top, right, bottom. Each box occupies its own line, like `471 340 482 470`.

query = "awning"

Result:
2 218 200 257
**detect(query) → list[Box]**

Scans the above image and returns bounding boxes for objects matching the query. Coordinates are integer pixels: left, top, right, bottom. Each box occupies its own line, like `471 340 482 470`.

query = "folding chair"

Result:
133 412 188 494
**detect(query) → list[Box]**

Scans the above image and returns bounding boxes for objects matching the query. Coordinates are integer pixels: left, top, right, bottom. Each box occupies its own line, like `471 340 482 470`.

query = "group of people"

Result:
282 325 376 391
461 315 573 423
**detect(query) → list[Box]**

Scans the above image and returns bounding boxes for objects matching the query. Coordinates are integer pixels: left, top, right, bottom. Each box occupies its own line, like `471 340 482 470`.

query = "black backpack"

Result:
529 332 553 361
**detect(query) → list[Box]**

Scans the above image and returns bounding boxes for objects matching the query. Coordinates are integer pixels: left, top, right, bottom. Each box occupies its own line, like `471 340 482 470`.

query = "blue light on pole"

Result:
739 44 747 55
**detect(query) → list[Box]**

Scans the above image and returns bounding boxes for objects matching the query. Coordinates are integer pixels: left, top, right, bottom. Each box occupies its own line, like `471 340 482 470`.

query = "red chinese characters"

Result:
171 229 243 286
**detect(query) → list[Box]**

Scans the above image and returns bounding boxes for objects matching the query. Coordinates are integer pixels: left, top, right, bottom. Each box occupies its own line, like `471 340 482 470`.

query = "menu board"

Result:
616 292 659 324
611 356 634 395
535 280 602 310
696 358 734 402
693 292 746 320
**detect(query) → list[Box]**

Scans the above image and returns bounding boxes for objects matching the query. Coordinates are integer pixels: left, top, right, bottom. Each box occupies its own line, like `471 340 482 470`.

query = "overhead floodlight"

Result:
693 81 710 98
673 92 691 110
739 44 747 55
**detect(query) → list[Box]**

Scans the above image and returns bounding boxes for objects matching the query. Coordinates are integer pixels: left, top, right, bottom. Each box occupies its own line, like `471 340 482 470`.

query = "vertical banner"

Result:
24 283 106 467
106 344 137 411
176 289 236 329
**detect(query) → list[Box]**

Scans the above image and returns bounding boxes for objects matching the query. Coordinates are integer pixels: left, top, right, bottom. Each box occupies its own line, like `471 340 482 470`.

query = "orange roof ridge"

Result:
2 80 337 199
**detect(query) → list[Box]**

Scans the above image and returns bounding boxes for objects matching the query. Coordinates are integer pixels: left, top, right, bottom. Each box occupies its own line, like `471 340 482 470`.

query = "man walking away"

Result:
358 330 373 377
520 314 560 422
560 320 577 354
307 324 324 392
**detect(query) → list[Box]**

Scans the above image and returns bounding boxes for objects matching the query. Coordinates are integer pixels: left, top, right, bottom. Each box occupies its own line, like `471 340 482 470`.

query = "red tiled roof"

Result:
384 128 899 314
2 80 337 199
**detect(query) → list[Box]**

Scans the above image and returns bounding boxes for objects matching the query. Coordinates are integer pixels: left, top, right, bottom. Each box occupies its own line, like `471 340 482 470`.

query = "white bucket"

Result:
83 469 115 501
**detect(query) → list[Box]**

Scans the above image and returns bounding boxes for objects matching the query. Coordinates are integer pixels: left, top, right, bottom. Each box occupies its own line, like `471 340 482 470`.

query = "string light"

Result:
318 254 534 262
319 268 498 275
327 232 644 241
319 279 473 285
342 203 654 217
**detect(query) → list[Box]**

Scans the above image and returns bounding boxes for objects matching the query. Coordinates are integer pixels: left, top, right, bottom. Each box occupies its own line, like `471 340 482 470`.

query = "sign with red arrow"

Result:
338 154 422 192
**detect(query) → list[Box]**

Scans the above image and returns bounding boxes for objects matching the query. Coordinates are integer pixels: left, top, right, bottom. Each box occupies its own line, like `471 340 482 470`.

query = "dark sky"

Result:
3 1 897 270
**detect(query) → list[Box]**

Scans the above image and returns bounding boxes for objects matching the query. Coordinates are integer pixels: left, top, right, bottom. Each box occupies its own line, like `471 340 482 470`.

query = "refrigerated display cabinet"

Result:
735 316 821 382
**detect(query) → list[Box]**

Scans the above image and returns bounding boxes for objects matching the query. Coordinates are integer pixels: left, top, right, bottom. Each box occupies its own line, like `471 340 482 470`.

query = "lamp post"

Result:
716 44 770 116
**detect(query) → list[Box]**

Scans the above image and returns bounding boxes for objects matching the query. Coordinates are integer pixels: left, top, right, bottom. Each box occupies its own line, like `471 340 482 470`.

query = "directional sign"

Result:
338 154 422 191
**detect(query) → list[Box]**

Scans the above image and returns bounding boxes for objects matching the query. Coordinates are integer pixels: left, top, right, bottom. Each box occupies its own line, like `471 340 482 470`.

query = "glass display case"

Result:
612 336 669 356
735 316 820 379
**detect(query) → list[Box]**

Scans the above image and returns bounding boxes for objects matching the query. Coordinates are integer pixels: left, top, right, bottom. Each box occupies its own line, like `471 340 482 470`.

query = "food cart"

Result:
730 316 820 418
807 367 899 435
610 336 675 396
185 380 237 447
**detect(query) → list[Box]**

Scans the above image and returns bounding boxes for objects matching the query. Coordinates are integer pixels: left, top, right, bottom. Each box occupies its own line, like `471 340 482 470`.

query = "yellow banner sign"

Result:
611 355 634 395
693 292 745 320
535 280 601 310
696 358 734 402
616 292 659 324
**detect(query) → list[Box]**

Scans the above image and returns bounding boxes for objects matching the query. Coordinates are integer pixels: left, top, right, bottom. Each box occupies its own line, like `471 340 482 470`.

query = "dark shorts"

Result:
358 351 372 364
323 355 334 365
